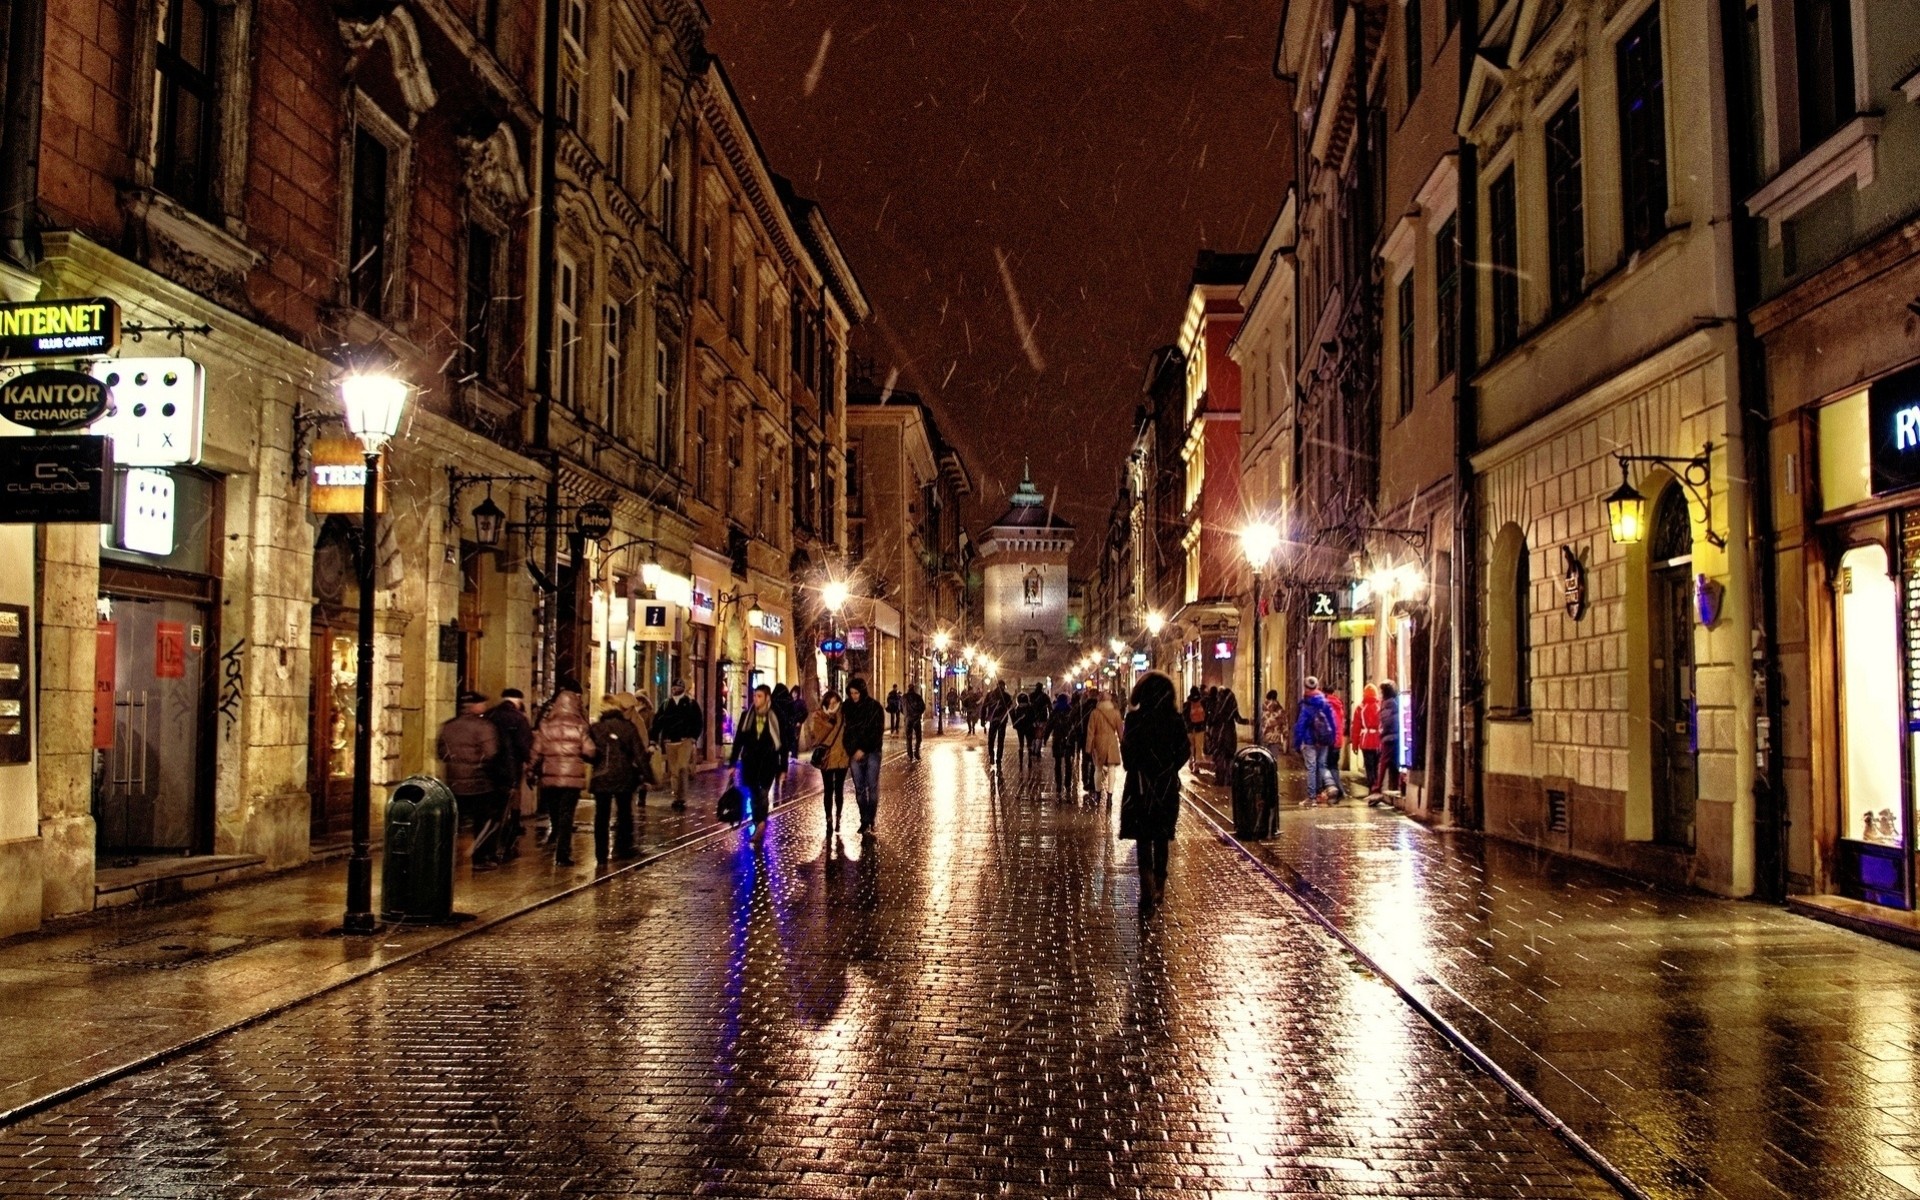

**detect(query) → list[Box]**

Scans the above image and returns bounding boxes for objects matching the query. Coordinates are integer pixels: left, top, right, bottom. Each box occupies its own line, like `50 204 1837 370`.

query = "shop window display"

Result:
1837 543 1902 847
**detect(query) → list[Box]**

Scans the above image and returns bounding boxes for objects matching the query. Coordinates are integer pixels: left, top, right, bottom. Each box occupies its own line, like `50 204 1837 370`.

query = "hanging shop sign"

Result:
748 608 786 637
0 297 118 361
635 601 674 642
819 636 847 655
1212 639 1235 660
308 436 388 514
1307 590 1340 621
1869 362 1920 496
113 468 176 556
0 369 110 431
847 627 869 651
690 576 717 625
88 358 205 465
0 435 111 524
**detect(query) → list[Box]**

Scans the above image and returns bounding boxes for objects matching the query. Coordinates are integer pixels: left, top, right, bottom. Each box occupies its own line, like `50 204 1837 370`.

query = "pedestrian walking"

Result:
1086 687 1123 804
1050 693 1075 793
1375 681 1403 804
1184 688 1209 777
1325 688 1349 797
483 687 534 863
1074 689 1097 794
729 685 784 840
1029 686 1052 755
588 695 647 863
981 680 1012 768
1120 671 1190 910
963 685 981 735
625 693 657 808
1207 687 1249 780
652 680 702 810
771 683 801 777
842 677 887 832
1261 690 1285 752
437 691 503 869
805 690 851 831
530 678 595 866
902 684 927 761
1290 677 1340 805
1011 690 1040 769
886 685 902 733
1355 685 1383 800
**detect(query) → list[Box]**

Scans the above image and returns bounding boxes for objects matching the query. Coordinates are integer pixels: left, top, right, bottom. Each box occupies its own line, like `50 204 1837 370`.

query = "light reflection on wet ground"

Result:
1203 785 1920 1200
0 737 1616 1197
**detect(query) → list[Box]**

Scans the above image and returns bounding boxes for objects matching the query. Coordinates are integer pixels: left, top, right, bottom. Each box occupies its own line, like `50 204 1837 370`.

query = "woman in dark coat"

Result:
1207 687 1249 780
1120 671 1191 910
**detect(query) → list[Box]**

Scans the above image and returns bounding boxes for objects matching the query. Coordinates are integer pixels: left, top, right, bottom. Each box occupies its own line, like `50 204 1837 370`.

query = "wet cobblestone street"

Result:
0 737 1617 1198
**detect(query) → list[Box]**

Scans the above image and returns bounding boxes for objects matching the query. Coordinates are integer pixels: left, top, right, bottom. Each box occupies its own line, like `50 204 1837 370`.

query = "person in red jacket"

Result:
1355 685 1383 800
1324 688 1348 801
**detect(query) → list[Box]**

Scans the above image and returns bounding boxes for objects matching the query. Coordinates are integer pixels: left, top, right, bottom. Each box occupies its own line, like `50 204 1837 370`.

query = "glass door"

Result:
96 594 212 859
309 612 359 840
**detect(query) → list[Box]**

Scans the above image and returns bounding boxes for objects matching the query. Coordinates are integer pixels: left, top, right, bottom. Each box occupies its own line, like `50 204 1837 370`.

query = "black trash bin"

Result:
1231 746 1279 840
381 776 459 923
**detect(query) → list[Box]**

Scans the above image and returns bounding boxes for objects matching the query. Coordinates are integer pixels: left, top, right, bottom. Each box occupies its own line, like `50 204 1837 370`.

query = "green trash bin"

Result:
381 776 459 923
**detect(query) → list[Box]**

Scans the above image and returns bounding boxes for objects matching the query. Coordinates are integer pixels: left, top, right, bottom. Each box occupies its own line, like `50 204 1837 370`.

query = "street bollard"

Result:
1231 746 1279 841
380 776 460 923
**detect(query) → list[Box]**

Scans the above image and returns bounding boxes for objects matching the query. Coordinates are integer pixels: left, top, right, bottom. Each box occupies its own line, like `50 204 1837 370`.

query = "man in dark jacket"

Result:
980 680 1012 769
729 685 784 838
439 692 503 867
886 685 902 732
651 681 702 810
902 684 928 761
484 688 535 863
588 698 646 863
841 677 887 832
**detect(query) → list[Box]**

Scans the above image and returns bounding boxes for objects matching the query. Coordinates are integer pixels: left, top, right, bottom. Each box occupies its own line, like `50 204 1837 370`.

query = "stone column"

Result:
36 523 100 917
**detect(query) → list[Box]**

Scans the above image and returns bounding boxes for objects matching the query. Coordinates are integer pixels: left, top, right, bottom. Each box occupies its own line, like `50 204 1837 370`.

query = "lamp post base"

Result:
342 853 378 934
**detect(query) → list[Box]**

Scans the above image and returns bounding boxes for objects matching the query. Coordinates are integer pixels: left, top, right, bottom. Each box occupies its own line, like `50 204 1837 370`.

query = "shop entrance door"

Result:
1650 488 1697 848
97 593 214 858
309 611 359 840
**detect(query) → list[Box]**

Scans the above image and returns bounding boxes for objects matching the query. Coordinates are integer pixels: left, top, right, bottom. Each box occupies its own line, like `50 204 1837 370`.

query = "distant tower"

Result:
977 462 1076 683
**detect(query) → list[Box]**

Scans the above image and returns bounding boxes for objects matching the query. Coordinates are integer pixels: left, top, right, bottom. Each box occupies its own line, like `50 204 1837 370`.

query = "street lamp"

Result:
470 494 508 548
1605 461 1648 545
338 368 409 935
1241 520 1281 749
820 579 850 694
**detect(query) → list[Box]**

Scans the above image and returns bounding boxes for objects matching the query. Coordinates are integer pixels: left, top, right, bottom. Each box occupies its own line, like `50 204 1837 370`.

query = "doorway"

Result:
1649 486 1698 848
96 590 215 859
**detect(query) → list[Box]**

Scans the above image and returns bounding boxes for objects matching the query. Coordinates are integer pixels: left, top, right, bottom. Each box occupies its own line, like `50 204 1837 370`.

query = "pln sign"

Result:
1869 363 1920 496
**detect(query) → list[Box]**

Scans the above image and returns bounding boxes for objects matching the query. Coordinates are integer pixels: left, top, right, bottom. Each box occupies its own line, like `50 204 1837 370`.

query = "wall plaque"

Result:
0 603 28 762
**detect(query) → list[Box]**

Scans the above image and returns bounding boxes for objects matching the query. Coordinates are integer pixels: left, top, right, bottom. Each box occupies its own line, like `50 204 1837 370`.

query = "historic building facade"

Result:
976 469 1076 689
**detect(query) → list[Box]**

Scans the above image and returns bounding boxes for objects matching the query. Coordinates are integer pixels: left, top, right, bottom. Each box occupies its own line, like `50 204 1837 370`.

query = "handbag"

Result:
1117 773 1146 841
718 783 745 824
809 745 829 768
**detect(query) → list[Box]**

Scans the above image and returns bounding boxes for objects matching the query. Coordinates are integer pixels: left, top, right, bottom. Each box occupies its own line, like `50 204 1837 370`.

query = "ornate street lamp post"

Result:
821 578 849 694
1240 521 1281 746
339 368 409 935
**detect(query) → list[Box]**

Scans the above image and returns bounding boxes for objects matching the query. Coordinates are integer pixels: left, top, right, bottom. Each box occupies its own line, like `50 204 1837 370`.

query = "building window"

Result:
348 128 390 315
822 342 839 415
601 300 624 432
1546 95 1585 312
728 259 745 334
846 447 863 516
653 342 672 464
609 60 631 188
1488 166 1518 354
559 0 585 128
1404 0 1423 104
1487 524 1531 713
1617 4 1668 254
755 294 772 373
1796 0 1856 148
693 407 709 501
555 253 579 409
699 213 716 301
1434 213 1458 380
726 416 744 516
462 224 498 382
1396 271 1416 419
658 133 679 245
153 0 218 214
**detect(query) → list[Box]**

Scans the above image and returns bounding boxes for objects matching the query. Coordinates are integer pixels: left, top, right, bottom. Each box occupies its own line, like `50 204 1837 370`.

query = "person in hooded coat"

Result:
1120 672 1190 909
1085 687 1124 804
1207 687 1250 780
531 678 596 866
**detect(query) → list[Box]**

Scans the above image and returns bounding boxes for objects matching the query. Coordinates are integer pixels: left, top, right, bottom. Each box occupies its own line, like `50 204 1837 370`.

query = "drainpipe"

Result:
0 0 47 271
1453 12 1483 831
533 0 561 694
1718 0 1788 902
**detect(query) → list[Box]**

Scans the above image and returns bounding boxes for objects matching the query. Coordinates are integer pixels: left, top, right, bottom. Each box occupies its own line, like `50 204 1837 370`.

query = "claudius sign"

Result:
0 435 112 523
0 369 110 431
0 298 119 361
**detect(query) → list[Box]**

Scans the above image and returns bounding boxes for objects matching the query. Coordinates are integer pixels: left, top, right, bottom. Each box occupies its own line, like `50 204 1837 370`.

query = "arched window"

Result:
1651 484 1693 563
1486 523 1530 713
1025 636 1039 663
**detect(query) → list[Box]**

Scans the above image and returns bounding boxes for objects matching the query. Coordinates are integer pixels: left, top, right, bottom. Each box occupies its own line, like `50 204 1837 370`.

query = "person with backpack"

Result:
587 695 647 863
902 684 928 761
1184 688 1209 776
1291 677 1341 805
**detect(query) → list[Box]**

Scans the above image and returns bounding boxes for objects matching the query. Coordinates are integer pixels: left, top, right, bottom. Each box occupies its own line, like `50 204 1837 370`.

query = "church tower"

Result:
976 463 1076 685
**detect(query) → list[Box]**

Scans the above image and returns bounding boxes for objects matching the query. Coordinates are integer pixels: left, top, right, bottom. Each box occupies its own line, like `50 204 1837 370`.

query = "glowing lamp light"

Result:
933 631 951 653
1109 638 1126 655
747 604 766 629
339 371 409 452
1145 612 1166 637
1240 521 1282 569
1606 466 1648 545
471 495 507 548
821 580 850 614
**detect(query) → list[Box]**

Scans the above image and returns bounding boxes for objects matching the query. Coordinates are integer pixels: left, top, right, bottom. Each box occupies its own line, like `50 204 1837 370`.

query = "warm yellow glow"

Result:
1144 612 1166 636
1606 469 1647 545
339 371 409 451
1239 521 1282 568
821 580 850 613
933 631 951 652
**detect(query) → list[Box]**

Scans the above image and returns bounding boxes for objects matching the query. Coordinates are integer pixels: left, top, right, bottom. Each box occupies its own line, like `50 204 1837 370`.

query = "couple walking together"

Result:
729 676 887 838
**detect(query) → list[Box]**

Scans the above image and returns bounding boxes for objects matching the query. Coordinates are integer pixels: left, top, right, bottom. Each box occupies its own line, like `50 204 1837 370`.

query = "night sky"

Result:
702 0 1294 569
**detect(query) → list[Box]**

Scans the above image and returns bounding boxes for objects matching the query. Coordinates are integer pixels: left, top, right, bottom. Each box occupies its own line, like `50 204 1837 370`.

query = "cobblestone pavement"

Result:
0 737 1618 1198
1184 779 1920 1200
0 759 808 1120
